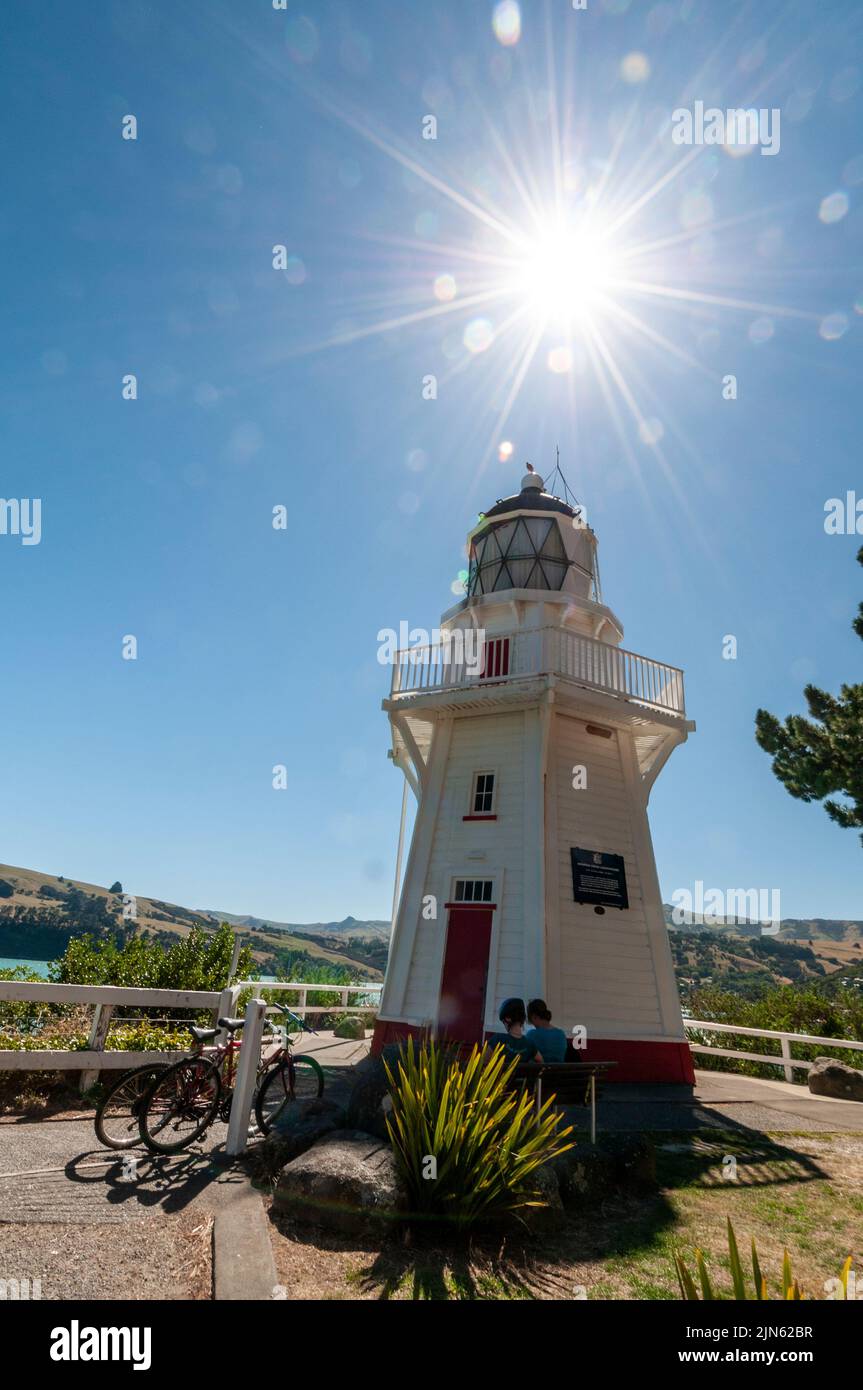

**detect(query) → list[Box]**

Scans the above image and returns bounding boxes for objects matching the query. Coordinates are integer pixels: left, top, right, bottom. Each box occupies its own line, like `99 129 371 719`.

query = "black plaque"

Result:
571 848 629 910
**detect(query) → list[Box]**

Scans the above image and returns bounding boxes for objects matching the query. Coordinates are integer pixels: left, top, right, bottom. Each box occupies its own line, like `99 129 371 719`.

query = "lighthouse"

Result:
372 469 695 1084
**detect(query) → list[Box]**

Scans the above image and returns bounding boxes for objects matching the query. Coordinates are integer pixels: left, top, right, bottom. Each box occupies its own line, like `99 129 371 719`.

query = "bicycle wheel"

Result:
94 1063 169 1150
139 1056 222 1154
254 1054 324 1135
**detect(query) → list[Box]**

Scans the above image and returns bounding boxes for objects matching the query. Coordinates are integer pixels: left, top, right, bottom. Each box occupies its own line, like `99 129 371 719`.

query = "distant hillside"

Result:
663 904 863 939
0 864 386 981
663 904 863 981
207 911 390 943
670 929 834 1000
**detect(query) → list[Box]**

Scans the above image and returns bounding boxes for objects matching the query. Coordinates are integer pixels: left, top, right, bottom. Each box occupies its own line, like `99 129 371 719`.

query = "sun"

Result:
512 218 620 326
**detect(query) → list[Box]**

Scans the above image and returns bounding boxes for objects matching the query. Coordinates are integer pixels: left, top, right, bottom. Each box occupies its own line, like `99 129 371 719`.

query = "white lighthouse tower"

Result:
372 469 695 1084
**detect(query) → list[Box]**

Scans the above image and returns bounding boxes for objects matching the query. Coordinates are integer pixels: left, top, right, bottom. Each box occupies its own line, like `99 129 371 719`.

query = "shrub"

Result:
0 967 54 1032
50 922 256 1000
687 984 863 1082
0 1023 190 1053
384 1039 573 1230
674 1218 854 1300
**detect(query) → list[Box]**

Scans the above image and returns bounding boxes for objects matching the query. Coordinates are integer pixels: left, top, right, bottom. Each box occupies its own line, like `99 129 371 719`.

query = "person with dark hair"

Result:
525 999 568 1063
495 997 542 1062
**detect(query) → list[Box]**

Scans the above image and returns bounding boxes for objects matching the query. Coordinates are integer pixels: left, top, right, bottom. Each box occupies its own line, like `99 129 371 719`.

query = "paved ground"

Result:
592 1070 863 1135
0 1032 372 1226
3 1049 858 1229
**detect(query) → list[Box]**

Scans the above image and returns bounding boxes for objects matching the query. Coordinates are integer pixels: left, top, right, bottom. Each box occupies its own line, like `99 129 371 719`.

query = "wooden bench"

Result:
509 1061 618 1143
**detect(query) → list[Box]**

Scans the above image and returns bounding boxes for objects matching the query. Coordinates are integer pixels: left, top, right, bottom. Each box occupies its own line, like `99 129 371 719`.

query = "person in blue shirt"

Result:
495 997 542 1062
525 999 568 1063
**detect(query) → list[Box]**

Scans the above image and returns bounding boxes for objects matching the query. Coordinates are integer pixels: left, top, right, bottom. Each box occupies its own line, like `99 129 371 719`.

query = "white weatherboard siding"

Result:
399 711 528 1027
551 711 683 1041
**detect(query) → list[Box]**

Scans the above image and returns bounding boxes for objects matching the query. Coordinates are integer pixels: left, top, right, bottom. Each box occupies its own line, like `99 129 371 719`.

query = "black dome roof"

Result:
482 485 576 521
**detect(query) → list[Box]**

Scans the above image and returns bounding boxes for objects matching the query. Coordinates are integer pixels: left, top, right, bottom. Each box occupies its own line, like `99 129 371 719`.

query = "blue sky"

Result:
0 0 861 924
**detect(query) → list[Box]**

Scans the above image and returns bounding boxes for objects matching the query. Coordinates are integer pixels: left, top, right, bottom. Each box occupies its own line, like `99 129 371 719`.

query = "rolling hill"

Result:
0 863 388 980
2 860 860 998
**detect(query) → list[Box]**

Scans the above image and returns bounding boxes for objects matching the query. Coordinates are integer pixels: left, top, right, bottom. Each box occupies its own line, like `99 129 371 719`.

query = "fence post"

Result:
225 998 266 1158
780 1035 793 1083
80 1004 114 1093
214 986 238 1046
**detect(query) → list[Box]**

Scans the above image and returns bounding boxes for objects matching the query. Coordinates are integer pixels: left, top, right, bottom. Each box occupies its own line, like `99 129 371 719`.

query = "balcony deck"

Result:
389 625 686 719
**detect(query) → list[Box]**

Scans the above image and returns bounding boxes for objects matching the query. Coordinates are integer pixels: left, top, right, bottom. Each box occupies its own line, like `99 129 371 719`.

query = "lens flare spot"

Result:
819 191 850 224
464 318 495 353
415 211 440 238
498 440 514 462
492 1 521 47
284 255 306 286
285 16 319 64
547 346 573 374
819 312 849 340
748 316 774 345
434 273 458 302
620 52 650 84
639 417 665 446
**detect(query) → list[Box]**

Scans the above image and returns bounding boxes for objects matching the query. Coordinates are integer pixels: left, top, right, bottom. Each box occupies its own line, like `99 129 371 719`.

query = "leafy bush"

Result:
687 984 863 1082
0 1024 190 1053
50 922 256 1000
675 1218 854 1300
0 967 54 1032
384 1039 573 1230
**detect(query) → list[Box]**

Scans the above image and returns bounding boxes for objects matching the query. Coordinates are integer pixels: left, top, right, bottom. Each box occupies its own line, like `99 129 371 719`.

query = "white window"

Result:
453 878 494 904
471 770 496 815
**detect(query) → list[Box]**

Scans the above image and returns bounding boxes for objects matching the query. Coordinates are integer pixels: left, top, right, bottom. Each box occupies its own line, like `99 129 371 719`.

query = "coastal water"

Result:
0 957 51 977
0 959 280 983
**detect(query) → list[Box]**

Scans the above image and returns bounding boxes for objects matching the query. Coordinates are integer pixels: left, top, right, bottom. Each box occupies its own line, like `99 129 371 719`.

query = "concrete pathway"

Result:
2 1053 860 1228
591 1069 863 1136
0 1031 371 1227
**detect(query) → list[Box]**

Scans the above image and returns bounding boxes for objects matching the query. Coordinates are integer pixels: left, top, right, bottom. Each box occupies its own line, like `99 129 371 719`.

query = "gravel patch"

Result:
0 1211 212 1300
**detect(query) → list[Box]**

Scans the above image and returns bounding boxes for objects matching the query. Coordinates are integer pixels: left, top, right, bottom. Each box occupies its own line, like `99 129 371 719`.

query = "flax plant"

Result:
674 1217 854 1300
383 1038 574 1230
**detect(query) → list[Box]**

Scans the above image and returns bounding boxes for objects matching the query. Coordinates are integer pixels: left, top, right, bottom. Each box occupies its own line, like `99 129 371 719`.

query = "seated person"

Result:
495 997 542 1062
525 998 568 1063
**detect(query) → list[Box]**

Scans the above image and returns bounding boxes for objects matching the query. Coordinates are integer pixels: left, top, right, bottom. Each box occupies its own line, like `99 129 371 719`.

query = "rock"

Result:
345 1054 396 1140
334 1015 367 1041
250 1097 347 1181
273 1130 408 1234
552 1134 656 1208
808 1057 863 1102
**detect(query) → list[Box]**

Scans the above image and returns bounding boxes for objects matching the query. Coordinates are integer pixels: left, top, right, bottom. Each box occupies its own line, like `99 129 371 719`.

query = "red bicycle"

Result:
138 1003 324 1154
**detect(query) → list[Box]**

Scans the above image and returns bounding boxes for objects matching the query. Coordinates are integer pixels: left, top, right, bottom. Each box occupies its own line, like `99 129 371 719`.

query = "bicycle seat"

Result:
217 1016 246 1032
189 1026 218 1043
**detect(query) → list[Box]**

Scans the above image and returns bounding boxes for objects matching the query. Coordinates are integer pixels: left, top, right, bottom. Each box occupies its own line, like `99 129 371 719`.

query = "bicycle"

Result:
138 1002 324 1154
94 1062 170 1150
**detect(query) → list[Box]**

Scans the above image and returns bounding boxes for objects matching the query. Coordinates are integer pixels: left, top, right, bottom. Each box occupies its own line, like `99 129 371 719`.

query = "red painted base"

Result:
371 1020 427 1055
371 1020 695 1085
572 1037 695 1085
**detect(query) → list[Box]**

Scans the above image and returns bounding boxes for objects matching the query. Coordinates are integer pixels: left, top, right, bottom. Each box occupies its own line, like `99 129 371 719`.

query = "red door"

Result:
438 907 494 1044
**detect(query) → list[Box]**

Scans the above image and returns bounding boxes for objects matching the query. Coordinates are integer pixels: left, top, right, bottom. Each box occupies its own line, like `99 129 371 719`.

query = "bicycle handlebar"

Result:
273 1001 318 1035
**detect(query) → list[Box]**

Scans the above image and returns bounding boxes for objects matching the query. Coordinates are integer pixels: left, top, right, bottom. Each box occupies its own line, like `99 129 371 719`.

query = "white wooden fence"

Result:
684 1018 863 1083
3 981 859 1098
235 980 382 1017
0 978 382 1091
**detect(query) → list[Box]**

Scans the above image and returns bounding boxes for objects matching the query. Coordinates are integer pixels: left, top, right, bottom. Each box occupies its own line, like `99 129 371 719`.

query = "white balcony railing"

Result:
389 626 685 717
